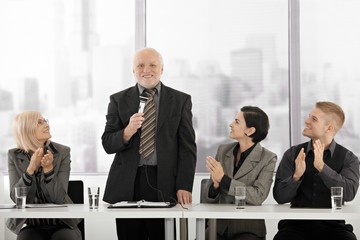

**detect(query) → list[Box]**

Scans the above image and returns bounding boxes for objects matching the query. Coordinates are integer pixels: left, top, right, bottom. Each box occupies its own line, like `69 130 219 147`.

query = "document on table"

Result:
109 200 173 208
0 204 16 209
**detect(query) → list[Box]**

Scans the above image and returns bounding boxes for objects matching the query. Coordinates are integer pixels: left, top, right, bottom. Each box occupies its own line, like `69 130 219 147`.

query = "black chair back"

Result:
200 178 211 203
68 180 84 204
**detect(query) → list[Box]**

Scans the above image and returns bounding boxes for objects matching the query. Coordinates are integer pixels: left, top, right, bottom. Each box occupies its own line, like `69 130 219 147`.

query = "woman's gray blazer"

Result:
203 142 277 238
6 142 81 234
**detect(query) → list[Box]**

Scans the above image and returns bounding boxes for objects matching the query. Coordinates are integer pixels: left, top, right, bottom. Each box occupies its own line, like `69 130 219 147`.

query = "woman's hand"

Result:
41 148 54 173
206 156 224 188
26 148 43 175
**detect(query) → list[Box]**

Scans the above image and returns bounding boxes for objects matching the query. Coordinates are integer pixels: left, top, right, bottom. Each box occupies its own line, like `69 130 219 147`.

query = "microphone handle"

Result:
138 95 148 113
139 102 146 113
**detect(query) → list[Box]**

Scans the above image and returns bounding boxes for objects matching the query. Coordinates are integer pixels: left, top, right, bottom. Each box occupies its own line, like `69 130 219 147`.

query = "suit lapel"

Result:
223 150 235 177
157 83 173 131
233 143 262 179
125 86 141 119
48 143 59 169
16 151 30 173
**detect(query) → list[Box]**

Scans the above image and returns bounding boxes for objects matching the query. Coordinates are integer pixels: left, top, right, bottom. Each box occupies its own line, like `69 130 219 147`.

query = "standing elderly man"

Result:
101 47 197 240
273 101 359 240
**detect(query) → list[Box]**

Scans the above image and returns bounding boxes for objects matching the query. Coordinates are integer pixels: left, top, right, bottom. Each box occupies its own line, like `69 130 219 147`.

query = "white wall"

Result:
2 173 360 240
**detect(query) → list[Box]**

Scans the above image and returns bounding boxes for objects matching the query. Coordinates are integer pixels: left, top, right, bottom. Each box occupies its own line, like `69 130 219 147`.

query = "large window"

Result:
300 0 360 155
0 0 135 172
147 0 289 171
1 0 358 174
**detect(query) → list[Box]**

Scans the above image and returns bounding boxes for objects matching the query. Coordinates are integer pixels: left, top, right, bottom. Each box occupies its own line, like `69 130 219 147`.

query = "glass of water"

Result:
88 187 100 209
15 186 27 209
331 186 343 210
234 186 246 209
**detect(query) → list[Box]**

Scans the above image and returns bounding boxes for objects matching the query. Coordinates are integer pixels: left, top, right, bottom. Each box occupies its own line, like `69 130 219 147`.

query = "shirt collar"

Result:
306 139 336 157
137 82 161 95
14 141 59 158
48 142 59 154
233 142 257 160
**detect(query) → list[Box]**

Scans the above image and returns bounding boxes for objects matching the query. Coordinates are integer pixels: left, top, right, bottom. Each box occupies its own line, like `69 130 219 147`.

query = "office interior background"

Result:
0 0 359 175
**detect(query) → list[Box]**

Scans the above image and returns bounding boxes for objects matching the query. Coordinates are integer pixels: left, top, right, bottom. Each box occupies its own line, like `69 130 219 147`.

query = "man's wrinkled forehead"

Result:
133 49 163 65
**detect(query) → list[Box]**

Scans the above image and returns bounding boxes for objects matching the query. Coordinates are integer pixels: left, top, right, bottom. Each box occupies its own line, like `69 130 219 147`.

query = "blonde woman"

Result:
6 111 81 240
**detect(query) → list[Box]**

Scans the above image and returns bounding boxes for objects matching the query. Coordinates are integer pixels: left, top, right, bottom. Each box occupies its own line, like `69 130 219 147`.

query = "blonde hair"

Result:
12 111 44 152
316 101 345 132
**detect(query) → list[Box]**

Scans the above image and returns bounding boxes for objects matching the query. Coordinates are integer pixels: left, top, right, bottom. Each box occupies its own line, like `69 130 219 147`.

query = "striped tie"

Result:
139 89 156 160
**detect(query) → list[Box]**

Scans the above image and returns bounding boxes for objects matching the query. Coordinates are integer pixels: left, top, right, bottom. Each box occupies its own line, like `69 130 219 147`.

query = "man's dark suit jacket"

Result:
102 82 197 204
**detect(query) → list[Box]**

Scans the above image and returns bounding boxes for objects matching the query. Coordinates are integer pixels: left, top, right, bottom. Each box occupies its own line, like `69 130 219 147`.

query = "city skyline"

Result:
1 0 359 173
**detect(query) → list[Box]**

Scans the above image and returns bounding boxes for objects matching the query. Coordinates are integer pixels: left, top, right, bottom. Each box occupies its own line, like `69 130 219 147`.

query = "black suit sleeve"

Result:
175 95 197 192
102 93 134 154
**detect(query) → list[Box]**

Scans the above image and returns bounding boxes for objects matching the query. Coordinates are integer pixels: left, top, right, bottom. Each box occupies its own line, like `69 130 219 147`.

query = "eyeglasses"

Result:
38 119 49 125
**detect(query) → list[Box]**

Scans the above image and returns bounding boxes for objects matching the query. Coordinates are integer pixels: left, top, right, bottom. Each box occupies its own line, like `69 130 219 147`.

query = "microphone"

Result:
138 93 148 113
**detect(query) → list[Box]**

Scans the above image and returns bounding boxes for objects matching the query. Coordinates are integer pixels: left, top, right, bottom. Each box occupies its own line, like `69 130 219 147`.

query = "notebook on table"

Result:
108 200 176 208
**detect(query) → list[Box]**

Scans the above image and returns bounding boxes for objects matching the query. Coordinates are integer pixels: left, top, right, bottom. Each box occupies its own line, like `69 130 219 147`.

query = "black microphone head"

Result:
140 95 148 103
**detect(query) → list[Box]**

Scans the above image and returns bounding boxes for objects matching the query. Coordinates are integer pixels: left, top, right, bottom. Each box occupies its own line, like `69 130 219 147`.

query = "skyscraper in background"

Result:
21 78 40 111
231 48 263 96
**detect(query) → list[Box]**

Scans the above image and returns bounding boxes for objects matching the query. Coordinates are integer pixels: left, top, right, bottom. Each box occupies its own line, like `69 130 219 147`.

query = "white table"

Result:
0 204 183 240
184 203 360 240
3 203 359 240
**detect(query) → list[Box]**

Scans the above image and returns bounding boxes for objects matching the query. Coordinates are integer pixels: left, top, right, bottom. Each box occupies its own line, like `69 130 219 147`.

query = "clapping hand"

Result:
206 156 224 189
293 148 306 182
